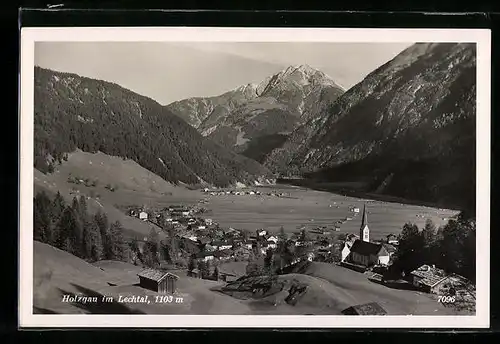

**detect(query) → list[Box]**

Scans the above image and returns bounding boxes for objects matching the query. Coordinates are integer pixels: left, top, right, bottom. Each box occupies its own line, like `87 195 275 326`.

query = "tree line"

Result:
34 67 268 188
34 191 128 262
389 213 476 282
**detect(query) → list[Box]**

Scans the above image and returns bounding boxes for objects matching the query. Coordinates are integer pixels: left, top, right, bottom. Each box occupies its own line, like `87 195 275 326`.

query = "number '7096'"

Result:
438 295 456 303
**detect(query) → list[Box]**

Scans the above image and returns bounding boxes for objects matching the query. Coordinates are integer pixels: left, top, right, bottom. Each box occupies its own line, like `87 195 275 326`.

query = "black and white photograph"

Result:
19 27 490 328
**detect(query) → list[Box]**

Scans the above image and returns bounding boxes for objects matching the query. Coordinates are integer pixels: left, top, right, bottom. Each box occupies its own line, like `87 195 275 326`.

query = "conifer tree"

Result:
55 206 77 253
109 220 127 261
50 192 66 244
94 210 110 258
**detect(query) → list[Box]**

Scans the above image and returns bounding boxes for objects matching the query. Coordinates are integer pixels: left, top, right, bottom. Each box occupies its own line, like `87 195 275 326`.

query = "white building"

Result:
307 252 315 262
267 236 278 244
267 242 277 249
341 242 353 262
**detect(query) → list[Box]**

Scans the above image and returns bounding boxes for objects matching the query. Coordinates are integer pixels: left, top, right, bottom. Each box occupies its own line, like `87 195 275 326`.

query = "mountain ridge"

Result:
264 43 476 212
166 64 345 162
34 66 272 188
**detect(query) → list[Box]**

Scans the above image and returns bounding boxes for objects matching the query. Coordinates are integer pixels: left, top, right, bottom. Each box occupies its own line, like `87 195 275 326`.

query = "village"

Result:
202 187 292 198
122 197 476 315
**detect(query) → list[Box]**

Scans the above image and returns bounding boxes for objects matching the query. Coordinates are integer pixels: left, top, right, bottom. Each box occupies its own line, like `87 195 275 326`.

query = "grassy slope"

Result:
33 241 252 315
33 241 467 315
295 262 466 315
34 150 201 239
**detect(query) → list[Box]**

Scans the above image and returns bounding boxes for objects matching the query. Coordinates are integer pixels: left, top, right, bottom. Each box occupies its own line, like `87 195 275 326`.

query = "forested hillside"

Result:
265 43 476 212
34 67 271 187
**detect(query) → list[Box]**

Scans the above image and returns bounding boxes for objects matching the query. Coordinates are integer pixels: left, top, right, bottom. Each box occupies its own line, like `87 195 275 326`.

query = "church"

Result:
341 205 390 267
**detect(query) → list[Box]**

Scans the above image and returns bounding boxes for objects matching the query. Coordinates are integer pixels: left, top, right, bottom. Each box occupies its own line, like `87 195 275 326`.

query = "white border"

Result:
19 27 491 328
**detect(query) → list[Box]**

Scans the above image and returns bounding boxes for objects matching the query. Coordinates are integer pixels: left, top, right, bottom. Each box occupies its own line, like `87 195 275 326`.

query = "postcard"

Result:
19 26 490 328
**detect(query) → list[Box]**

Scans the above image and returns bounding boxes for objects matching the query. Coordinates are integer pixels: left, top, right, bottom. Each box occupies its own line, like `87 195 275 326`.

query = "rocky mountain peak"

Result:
258 64 341 98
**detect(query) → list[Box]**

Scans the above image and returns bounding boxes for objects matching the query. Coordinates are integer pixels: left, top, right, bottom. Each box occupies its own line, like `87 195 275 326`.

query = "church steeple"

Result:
360 204 370 242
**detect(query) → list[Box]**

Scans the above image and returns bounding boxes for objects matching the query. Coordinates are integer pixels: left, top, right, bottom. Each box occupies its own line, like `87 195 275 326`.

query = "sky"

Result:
35 42 413 105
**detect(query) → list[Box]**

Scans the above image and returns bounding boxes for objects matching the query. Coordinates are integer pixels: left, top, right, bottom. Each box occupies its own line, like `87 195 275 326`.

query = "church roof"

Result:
350 240 388 257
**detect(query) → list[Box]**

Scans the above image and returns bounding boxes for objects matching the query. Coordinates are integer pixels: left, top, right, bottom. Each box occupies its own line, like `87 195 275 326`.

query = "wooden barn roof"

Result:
137 268 179 283
410 265 448 287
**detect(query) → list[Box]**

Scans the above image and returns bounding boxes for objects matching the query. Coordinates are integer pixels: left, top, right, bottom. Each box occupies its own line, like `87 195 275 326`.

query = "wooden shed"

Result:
137 268 179 294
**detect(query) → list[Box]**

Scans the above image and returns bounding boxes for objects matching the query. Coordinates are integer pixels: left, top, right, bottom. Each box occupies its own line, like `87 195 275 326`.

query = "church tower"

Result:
360 204 370 242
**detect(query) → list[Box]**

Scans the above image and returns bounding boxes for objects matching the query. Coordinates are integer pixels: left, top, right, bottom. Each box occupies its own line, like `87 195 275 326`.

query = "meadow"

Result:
203 186 459 240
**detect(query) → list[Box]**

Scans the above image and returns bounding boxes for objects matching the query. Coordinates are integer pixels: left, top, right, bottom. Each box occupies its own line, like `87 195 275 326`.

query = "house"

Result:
139 211 148 221
409 265 450 294
212 241 233 251
257 229 267 237
242 240 254 250
219 272 238 282
182 211 190 217
386 234 399 245
197 251 214 262
214 249 233 261
341 241 353 262
347 240 390 267
187 268 202 278
198 225 206 230
226 227 239 235
204 244 217 252
267 242 277 250
205 218 213 226
346 233 359 242
306 252 315 262
267 236 278 244
197 236 211 245
341 302 387 315
179 237 201 255
382 243 397 258
234 246 251 261
260 242 270 254
137 268 179 294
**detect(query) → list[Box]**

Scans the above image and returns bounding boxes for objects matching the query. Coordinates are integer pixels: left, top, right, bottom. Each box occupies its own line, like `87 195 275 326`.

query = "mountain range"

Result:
264 43 476 211
34 42 477 212
34 67 271 187
166 64 345 162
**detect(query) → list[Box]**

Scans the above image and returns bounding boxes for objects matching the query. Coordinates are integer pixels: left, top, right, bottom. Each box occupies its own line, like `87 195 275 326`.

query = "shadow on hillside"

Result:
57 283 145 314
369 279 420 292
33 306 59 314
